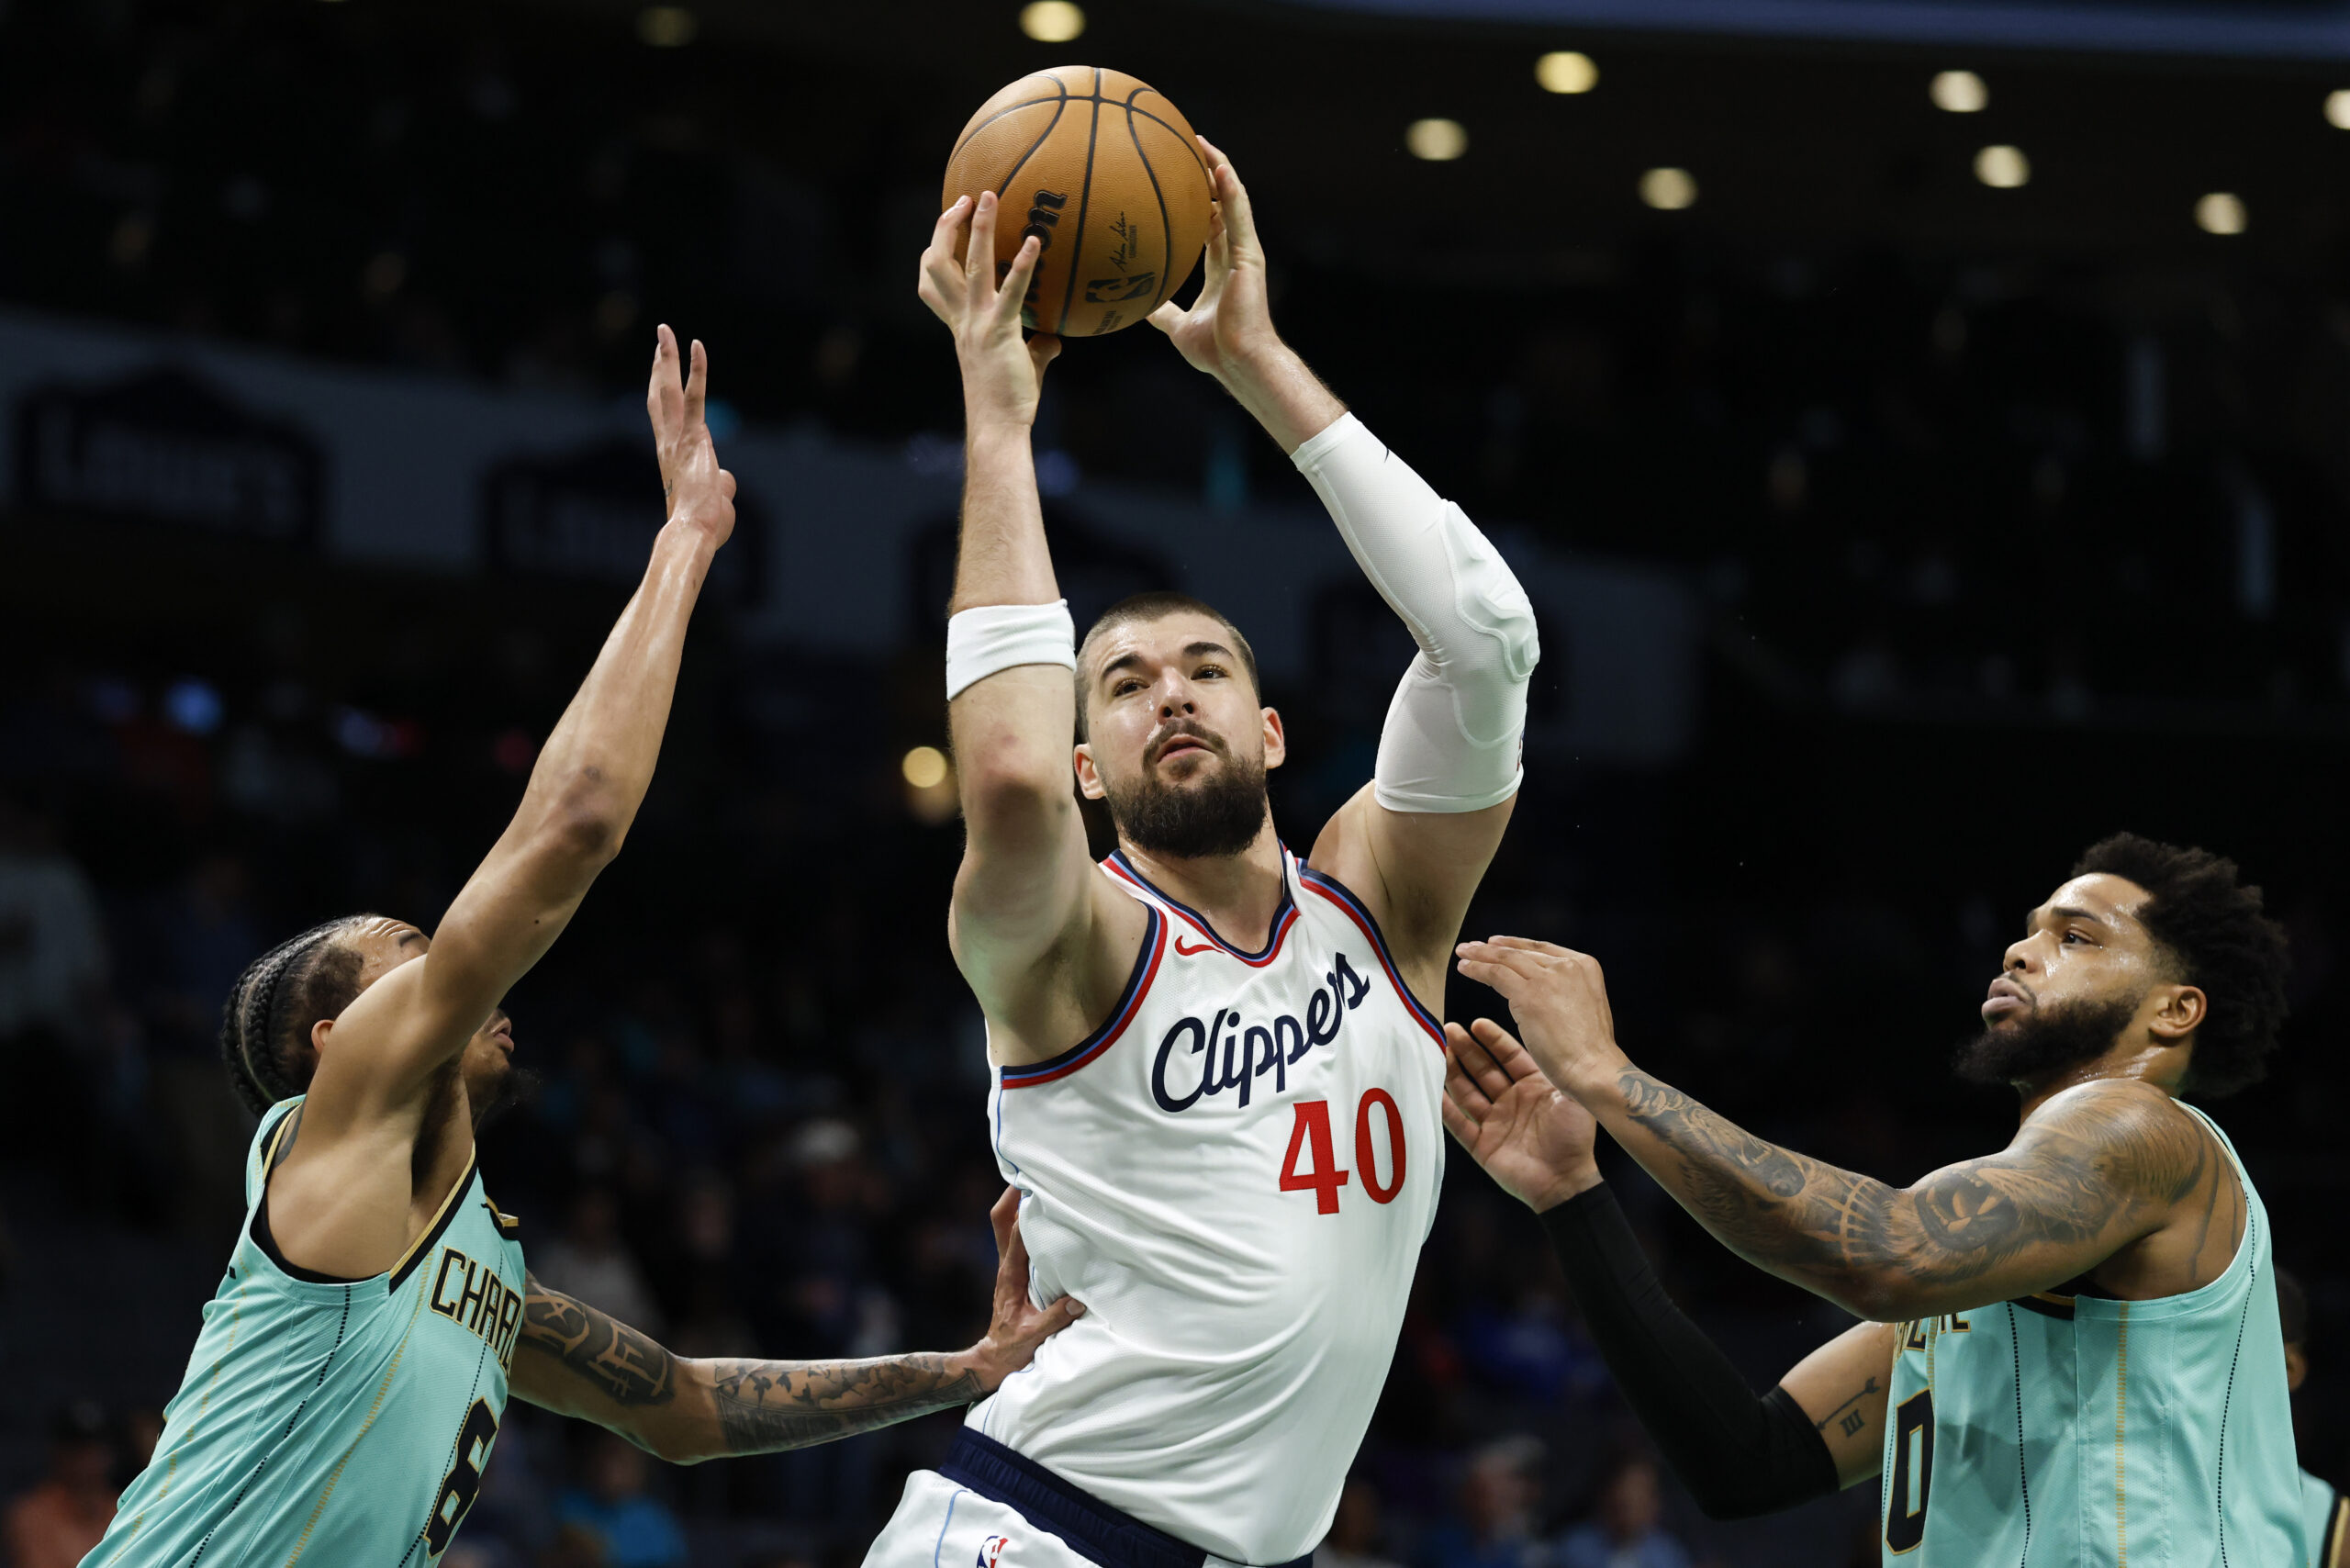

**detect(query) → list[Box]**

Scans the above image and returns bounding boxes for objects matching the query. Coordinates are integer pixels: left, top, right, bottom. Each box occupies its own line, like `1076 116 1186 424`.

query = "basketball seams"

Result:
1055 67 1103 335
948 73 1071 162
1132 92 1214 182
948 70 1209 338
1122 93 1176 318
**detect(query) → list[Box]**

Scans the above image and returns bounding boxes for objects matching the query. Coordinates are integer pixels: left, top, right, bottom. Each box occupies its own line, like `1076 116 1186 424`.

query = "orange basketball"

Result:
943 66 1214 338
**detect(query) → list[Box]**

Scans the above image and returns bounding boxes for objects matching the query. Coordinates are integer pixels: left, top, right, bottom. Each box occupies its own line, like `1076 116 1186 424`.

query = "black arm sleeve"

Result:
1539 1182 1841 1520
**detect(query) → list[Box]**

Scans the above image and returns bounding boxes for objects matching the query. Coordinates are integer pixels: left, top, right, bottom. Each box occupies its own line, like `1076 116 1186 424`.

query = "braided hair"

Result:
218 915 378 1115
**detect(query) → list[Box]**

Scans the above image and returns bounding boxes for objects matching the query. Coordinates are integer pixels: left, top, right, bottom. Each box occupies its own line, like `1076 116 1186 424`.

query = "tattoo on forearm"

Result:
707 1356 981 1453
1614 1070 2211 1294
520 1283 678 1406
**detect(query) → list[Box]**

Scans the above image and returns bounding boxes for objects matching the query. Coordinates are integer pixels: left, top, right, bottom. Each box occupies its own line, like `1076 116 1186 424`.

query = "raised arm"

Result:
917 195 1128 1055
1149 140 1536 986
512 1190 1082 1462
305 329 734 1129
1455 938 2215 1320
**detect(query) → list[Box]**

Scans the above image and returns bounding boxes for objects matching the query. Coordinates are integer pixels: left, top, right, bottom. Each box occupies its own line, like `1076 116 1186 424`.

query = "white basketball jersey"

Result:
970 846 1447 1566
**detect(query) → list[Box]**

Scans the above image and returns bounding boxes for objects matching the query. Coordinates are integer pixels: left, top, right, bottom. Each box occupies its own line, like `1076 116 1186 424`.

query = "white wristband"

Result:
946 599 1078 700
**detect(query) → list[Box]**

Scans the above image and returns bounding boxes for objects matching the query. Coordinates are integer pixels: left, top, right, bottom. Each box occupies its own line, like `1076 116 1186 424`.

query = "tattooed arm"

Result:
510 1189 1083 1462
1455 938 2217 1320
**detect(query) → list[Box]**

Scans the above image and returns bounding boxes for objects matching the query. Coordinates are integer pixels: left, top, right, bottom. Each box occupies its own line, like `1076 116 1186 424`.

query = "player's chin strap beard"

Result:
1953 992 2144 1090
1106 743 1270 860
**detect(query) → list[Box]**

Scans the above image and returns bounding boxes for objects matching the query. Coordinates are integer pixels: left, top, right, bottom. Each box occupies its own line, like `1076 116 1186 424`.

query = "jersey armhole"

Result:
1294 862 1446 1046
1001 905 1168 1089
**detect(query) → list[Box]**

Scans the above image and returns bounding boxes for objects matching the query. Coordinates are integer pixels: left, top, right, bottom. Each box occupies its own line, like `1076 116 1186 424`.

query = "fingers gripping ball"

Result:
944 65 1214 336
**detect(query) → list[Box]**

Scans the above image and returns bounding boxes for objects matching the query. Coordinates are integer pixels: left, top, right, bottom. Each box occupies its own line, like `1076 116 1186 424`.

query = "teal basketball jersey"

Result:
85 1097 527 1568
2303 1469 2347 1568
1880 1103 2302 1565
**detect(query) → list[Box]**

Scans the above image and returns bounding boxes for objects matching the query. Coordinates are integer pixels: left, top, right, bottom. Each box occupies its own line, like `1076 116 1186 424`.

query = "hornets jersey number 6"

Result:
86 1097 528 1567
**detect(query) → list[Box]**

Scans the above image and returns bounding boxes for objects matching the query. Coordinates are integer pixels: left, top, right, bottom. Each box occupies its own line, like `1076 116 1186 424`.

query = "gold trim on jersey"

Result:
2323 1494 2350 1568
387 1149 479 1287
262 1105 301 1174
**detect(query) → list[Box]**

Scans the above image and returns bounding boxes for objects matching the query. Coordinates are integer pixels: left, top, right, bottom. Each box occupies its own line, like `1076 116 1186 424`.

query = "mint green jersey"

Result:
2303 1469 2346 1568
1880 1103 2302 1565
85 1098 527 1568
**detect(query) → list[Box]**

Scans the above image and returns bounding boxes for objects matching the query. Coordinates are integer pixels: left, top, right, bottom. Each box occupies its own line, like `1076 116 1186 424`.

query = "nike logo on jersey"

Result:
1151 951 1374 1114
1172 935 1219 957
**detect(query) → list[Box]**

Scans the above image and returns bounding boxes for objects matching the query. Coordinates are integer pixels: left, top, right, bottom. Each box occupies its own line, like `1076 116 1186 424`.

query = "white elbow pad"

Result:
1292 414 1538 812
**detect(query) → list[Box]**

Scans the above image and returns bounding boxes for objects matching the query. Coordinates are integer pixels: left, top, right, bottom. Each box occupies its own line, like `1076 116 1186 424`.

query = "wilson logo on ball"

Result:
1021 190 1069 251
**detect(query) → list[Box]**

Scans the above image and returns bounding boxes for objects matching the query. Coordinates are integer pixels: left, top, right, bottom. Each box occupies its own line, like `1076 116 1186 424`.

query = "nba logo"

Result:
977 1535 1012 1568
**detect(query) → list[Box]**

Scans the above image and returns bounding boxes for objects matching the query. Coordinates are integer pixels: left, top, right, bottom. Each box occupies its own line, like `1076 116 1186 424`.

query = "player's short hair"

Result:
2072 833 2290 1098
218 915 378 1115
2278 1266 2310 1349
1075 592 1261 742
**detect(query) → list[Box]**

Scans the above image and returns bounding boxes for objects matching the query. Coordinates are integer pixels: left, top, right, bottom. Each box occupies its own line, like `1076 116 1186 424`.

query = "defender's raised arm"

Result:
307 329 736 1127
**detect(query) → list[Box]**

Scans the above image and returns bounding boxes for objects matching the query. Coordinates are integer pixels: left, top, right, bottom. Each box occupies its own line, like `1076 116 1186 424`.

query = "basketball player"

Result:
83 330 1082 1568
1441 834 2301 1563
2281 1269 2348 1566
872 140 1539 1568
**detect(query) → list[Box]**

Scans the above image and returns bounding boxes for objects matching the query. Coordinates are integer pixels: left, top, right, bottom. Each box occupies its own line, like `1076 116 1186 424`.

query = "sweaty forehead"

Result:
1084 612 1237 680
2034 872 2153 929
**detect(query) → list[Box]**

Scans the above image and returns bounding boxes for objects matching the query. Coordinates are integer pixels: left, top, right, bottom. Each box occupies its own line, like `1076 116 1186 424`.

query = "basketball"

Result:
942 66 1214 338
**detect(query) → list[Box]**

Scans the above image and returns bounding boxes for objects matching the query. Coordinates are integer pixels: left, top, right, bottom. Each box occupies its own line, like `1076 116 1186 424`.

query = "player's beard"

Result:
1105 735 1270 860
1953 992 2141 1089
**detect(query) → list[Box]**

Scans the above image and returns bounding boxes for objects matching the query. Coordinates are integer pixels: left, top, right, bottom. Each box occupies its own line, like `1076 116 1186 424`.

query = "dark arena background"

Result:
5 0 2350 1564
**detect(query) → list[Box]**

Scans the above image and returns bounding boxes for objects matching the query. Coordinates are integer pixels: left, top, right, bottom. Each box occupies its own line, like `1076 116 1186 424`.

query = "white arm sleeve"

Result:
1292 413 1538 813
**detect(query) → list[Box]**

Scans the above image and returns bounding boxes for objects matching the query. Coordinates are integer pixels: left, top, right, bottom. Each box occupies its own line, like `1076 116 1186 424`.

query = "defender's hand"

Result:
1442 1020 1602 1212
918 193 1061 430
959 1188 1086 1394
1147 138 1282 380
646 325 736 547
1454 936 1630 1099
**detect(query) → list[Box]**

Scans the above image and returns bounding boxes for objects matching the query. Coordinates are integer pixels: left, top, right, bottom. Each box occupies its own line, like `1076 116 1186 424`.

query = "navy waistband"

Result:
939 1428 1315 1568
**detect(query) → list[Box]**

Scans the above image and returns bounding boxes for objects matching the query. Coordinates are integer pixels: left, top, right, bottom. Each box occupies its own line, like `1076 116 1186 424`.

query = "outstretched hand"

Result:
964 1187 1086 1394
917 193 1061 429
1454 936 1630 1099
1442 1019 1603 1212
646 325 736 547
1147 137 1281 380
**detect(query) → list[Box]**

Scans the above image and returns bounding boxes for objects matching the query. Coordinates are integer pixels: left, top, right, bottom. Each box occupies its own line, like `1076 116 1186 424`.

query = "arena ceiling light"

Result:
636 6 697 46
1639 167 1697 209
2196 192 2247 234
1974 144 2030 187
1930 70 1987 112
1537 51 1599 94
1020 2 1085 41
2327 89 2350 129
1406 118 1469 160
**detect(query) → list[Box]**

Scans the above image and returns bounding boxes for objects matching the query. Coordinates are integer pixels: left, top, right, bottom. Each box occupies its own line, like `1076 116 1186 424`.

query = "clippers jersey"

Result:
87 1098 527 1568
973 847 1447 1565
1880 1103 2301 1566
